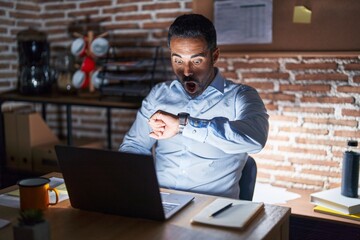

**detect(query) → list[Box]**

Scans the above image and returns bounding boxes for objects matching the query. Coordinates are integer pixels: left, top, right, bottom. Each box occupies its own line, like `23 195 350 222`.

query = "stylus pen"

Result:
210 203 233 217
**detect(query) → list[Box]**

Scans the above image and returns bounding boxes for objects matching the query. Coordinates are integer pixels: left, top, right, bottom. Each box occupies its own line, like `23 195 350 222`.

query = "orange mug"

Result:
18 177 59 210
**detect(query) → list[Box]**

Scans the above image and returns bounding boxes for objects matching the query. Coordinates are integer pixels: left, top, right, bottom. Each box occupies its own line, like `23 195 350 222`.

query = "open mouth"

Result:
184 81 198 94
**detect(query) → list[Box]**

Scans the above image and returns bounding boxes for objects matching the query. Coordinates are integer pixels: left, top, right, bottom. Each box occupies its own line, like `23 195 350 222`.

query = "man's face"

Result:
170 37 219 98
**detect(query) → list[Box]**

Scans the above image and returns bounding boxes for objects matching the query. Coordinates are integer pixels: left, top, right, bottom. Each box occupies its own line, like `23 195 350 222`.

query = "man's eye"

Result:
193 59 202 65
174 59 183 64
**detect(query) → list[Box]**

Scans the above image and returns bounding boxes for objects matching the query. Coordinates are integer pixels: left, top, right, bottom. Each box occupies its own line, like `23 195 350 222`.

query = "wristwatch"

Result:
177 112 189 134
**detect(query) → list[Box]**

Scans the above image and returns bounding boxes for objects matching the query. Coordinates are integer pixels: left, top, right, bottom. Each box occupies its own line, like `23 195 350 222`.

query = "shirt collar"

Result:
170 68 225 94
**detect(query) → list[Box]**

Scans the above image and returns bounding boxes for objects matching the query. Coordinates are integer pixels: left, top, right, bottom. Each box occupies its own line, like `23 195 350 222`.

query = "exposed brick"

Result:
156 11 191 19
279 126 329 136
275 176 324 187
185 1 192 8
105 23 139 30
300 96 354 104
260 93 296 102
45 28 69 35
0 45 9 52
289 157 340 168
245 81 274 91
269 115 298 122
0 18 15 26
354 75 360 83
342 108 360 117
283 106 334 114
344 63 360 71
143 21 172 29
257 163 295 172
0 54 16 61
334 130 360 138
265 103 277 111
267 135 290 142
103 5 138 14
280 84 331 92
17 21 41 28
337 85 360 93
257 171 271 179
0 81 12 87
222 71 237 80
68 9 98 18
303 117 358 127
242 72 289 80
45 20 73 28
142 2 180 11
0 63 10 69
233 62 279 70
214 61 228 69
286 62 337 70
9 11 39 19
44 3 77 11
80 0 112 8
253 153 286 161
0 1 14 8
301 169 340 178
295 73 348 81
295 137 349 148
16 3 40 12
117 0 151 3
115 14 152 21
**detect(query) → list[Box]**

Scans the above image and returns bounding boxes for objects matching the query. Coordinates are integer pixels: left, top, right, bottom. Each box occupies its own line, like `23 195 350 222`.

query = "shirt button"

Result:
192 130 196 134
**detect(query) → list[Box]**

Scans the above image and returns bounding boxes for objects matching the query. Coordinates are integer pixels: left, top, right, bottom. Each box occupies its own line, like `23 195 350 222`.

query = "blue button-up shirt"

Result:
119 69 269 199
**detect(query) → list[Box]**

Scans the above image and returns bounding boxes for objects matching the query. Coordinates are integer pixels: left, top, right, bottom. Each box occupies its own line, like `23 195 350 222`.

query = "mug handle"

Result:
48 187 59 206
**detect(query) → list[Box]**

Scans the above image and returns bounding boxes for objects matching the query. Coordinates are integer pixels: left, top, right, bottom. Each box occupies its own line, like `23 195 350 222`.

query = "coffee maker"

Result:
17 28 52 94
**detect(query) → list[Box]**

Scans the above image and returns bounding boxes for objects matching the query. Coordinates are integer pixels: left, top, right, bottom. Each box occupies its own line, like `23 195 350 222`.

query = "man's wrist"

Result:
177 112 189 134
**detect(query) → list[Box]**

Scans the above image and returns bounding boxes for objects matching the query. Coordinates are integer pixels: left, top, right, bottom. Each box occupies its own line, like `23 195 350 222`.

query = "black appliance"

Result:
17 28 52 94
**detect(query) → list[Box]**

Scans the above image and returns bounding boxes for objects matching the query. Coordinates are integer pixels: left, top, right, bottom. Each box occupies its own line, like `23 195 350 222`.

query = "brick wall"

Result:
1 0 359 191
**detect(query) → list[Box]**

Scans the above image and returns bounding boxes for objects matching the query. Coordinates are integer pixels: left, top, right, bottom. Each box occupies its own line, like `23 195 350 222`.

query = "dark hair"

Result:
167 14 217 51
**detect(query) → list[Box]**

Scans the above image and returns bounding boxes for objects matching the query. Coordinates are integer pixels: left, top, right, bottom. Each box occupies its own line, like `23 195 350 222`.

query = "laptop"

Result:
54 145 194 221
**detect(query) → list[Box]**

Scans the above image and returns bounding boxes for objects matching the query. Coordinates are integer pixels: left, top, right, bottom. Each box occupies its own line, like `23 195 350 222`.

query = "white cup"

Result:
91 70 109 89
90 37 109 57
71 38 87 57
72 70 86 89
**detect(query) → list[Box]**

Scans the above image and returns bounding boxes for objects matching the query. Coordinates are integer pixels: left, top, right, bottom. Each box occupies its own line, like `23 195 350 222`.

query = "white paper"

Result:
0 218 11 229
214 0 273 45
252 183 300 204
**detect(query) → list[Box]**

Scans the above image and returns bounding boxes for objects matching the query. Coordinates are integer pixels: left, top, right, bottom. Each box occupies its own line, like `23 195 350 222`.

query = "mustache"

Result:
182 76 197 82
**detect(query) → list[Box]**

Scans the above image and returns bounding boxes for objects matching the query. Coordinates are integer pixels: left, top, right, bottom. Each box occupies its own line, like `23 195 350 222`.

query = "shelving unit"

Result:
96 45 168 97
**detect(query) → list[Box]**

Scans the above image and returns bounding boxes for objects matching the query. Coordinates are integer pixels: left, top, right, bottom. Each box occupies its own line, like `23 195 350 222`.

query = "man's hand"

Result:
148 110 179 139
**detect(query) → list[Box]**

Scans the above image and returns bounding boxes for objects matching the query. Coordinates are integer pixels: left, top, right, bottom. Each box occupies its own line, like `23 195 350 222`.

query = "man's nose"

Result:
183 63 193 77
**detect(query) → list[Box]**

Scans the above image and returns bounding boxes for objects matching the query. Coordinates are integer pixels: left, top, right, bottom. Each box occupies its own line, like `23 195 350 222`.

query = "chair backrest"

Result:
239 156 257 201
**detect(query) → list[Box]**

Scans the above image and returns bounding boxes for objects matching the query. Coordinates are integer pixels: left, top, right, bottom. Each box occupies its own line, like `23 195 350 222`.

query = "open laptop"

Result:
54 145 194 221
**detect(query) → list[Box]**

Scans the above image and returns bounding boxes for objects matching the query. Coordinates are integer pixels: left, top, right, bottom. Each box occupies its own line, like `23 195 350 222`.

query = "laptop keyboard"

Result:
162 202 178 214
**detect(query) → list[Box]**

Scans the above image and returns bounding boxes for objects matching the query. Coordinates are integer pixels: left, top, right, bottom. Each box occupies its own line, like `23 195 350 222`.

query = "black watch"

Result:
177 112 189 134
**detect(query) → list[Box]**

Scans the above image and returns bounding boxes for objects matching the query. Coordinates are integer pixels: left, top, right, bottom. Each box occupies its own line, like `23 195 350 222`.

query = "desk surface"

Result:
0 173 290 240
280 188 360 227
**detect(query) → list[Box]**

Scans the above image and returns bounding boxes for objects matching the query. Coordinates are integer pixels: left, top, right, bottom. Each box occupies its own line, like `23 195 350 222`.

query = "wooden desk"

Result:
0 173 291 240
279 188 360 240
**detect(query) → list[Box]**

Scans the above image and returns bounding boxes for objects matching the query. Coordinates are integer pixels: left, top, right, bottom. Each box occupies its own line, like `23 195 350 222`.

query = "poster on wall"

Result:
214 0 273 45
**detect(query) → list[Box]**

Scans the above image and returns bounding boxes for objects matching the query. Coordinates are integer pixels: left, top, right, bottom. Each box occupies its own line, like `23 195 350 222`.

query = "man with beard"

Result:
119 14 269 199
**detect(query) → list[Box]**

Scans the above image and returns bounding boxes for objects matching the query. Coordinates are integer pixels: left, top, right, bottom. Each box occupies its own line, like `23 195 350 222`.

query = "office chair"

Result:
239 156 257 201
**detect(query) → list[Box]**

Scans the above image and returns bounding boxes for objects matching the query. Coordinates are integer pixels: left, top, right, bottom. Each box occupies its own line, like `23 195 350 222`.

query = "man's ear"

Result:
212 47 220 64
